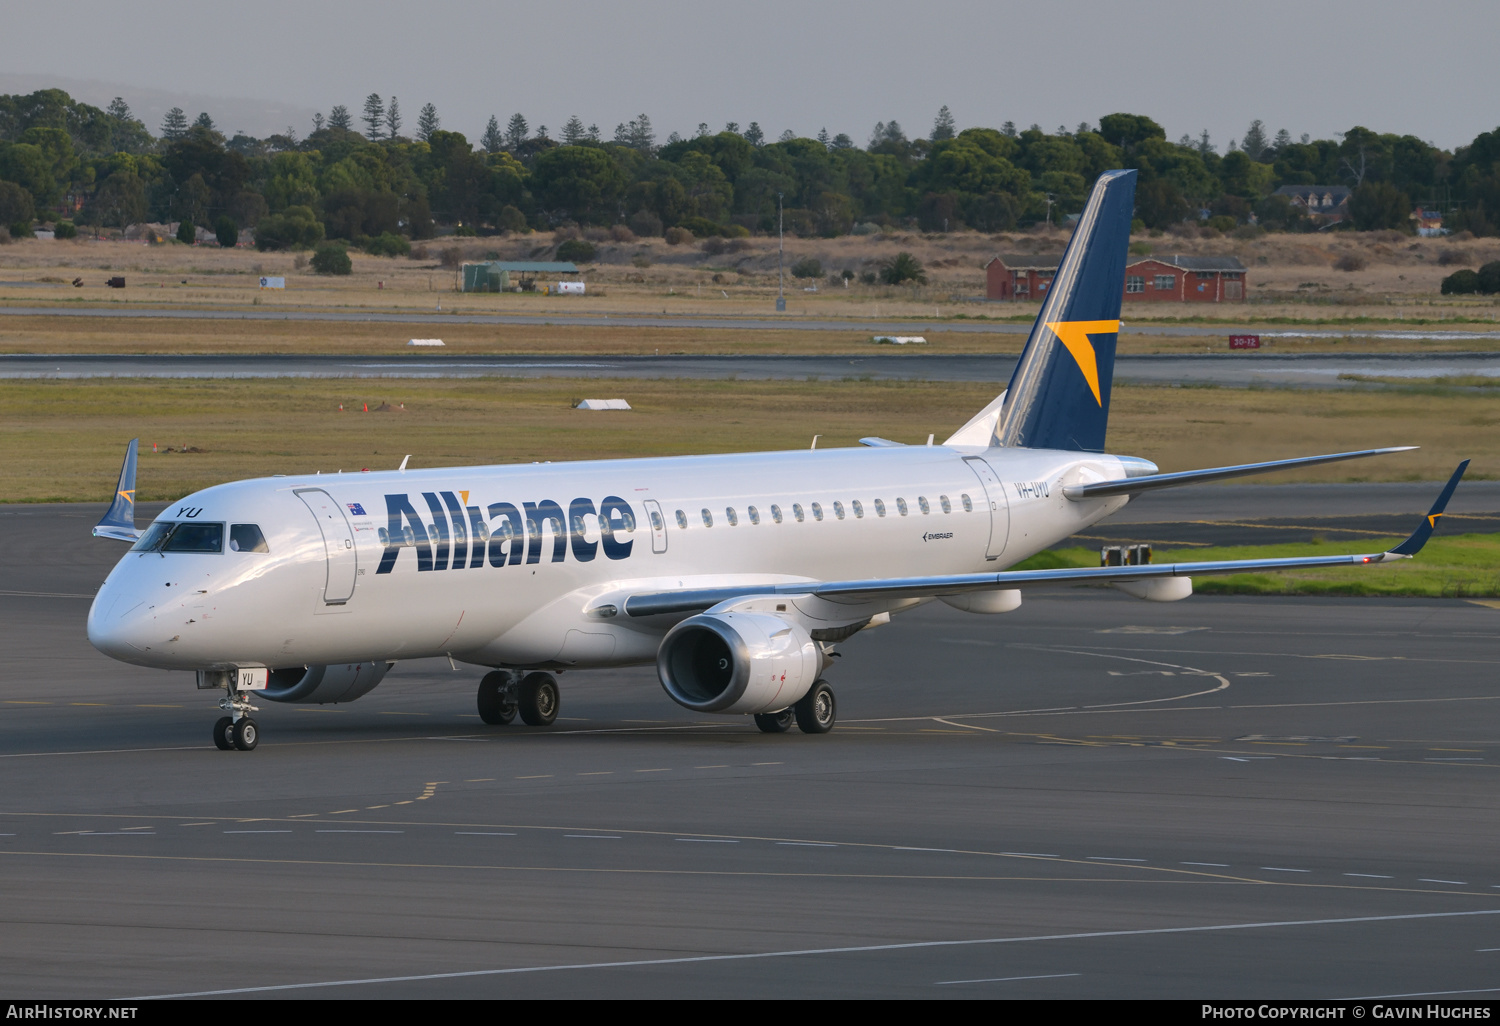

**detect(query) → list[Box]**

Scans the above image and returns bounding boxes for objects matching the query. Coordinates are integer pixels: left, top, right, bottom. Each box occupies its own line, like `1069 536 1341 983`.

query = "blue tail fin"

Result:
994 169 1136 452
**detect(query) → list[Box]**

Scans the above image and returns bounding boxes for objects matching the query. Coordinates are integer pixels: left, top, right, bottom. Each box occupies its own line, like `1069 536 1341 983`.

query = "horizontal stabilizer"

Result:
1063 447 1417 500
624 468 1463 619
92 438 140 542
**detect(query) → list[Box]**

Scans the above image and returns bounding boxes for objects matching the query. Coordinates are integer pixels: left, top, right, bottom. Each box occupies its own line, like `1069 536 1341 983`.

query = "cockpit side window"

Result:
131 521 176 552
229 524 270 553
161 522 225 553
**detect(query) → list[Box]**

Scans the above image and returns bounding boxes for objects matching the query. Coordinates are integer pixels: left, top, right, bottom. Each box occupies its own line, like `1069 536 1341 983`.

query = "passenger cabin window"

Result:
874 499 887 517
961 493 974 512
726 507 739 527
918 496 931 515
811 502 824 522
792 503 805 523
747 505 760 525
229 524 269 553
162 522 224 553
701 508 713 528
852 499 864 519
897 498 909 516
939 495 952 514
771 504 783 524
648 509 664 532
833 501 845 520
675 509 688 530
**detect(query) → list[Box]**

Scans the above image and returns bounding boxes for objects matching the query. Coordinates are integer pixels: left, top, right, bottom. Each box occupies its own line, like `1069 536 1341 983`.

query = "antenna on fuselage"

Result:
398 455 410 472
810 435 820 450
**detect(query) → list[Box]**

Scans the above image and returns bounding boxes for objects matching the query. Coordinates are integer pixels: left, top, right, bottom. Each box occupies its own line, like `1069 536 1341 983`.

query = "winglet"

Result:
92 438 141 542
1388 460 1469 557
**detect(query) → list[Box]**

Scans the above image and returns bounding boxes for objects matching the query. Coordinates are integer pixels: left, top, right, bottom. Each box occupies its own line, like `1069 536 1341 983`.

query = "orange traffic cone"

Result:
363 403 368 412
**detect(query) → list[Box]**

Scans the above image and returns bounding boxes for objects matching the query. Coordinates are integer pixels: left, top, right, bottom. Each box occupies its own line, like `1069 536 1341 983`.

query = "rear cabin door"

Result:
962 457 1011 560
296 488 358 604
642 499 668 554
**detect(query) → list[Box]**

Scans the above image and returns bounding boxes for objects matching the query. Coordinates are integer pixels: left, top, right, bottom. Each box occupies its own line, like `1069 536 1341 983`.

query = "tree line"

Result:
1 87 1497 250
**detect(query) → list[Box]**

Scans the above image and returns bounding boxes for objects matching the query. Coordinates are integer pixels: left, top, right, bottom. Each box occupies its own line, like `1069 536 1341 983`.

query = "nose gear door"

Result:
296 488 358 604
962 456 1011 560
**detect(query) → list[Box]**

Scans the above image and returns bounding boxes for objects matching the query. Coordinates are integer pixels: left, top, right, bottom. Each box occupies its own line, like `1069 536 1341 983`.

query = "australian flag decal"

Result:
347 502 367 516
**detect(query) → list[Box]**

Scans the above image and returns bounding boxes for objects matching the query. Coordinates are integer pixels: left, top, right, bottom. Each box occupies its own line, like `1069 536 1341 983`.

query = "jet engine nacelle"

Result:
261 662 393 704
657 612 819 715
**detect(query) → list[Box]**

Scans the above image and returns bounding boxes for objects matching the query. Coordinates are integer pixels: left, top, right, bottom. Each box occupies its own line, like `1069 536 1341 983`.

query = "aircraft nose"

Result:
87 583 153 663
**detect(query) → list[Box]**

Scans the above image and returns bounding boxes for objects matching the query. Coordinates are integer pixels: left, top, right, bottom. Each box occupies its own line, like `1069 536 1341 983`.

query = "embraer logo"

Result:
376 492 635 574
923 532 953 542
1046 319 1120 407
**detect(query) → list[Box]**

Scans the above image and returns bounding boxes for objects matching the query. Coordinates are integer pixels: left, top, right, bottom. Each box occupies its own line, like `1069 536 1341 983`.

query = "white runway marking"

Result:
564 835 621 840
128 908 1500 999
1000 852 1059 858
677 838 738 843
224 830 291 834
455 832 516 837
935 973 1081 986
1183 862 1230 868
1420 879 1468 885
1262 867 1312 873
1345 873 1394 879
316 829 404 834
1089 857 1146 862
778 842 836 848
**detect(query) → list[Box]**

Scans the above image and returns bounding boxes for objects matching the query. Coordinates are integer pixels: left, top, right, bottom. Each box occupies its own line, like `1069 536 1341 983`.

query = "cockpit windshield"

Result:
131 521 225 554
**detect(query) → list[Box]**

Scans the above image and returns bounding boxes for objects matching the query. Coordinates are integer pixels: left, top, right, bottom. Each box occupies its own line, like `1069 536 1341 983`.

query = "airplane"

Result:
85 169 1467 751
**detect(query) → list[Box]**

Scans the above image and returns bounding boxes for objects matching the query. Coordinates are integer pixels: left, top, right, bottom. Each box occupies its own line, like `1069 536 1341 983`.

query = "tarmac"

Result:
2 493 1499 998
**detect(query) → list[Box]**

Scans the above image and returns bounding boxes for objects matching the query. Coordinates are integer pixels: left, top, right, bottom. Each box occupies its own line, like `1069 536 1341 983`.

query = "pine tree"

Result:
384 96 402 140
106 97 132 121
194 112 216 132
1197 129 1213 157
536 124 549 140
586 124 600 142
1273 128 1292 154
817 127 830 148
161 107 188 139
628 114 654 152
1001 121 1016 138
328 105 352 131
744 122 764 146
1241 119 1269 162
481 115 504 153
562 115 585 144
416 103 439 141
313 112 325 133
362 94 384 139
831 133 853 150
931 104 956 141
505 113 528 151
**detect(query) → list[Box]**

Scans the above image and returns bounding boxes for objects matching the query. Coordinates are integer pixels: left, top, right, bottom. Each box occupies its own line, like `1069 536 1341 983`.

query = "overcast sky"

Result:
7 0 1498 151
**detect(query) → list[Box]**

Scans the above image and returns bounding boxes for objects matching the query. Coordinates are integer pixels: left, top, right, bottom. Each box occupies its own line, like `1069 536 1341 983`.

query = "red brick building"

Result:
984 253 1064 301
1123 255 1246 303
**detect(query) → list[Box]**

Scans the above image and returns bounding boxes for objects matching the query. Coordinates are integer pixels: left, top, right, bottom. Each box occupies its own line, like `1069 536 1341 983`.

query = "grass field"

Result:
1 376 1493 503
1017 533 1500 597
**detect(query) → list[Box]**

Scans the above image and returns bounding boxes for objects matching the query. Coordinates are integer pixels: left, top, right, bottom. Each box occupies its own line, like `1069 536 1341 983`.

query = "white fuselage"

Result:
87 445 1132 674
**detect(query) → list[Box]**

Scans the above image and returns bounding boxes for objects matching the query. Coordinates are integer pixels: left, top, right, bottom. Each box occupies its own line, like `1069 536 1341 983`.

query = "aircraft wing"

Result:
624 461 1468 619
92 438 141 542
1063 446 1417 500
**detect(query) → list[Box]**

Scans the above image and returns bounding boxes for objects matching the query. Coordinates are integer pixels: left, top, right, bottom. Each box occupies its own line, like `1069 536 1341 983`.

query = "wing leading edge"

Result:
624 461 1469 619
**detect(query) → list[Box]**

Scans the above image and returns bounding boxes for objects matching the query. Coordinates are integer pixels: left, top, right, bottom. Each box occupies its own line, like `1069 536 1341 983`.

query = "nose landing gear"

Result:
212 684 259 751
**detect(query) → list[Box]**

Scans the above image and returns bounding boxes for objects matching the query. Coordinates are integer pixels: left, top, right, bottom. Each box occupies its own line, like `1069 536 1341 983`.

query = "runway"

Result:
4 303 1500 343
3 497 1500 999
4 351 1500 386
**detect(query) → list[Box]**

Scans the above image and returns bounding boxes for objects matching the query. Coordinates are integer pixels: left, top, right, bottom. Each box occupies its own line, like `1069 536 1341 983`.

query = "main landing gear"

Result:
478 670 559 727
213 686 260 751
755 679 836 735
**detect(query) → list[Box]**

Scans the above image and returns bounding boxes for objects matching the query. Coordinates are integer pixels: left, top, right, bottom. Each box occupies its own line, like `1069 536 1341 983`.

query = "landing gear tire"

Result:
477 671 518 725
517 672 559 727
754 709 794 734
213 716 235 751
794 680 836 734
232 717 259 751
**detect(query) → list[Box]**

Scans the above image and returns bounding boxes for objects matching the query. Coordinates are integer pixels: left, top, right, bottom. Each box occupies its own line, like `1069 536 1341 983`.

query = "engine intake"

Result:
657 612 818 715
261 662 393 704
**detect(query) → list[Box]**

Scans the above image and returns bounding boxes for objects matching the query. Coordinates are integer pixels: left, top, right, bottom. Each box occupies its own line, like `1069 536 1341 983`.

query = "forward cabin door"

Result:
642 499 668 554
962 457 1010 560
296 488 358 604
